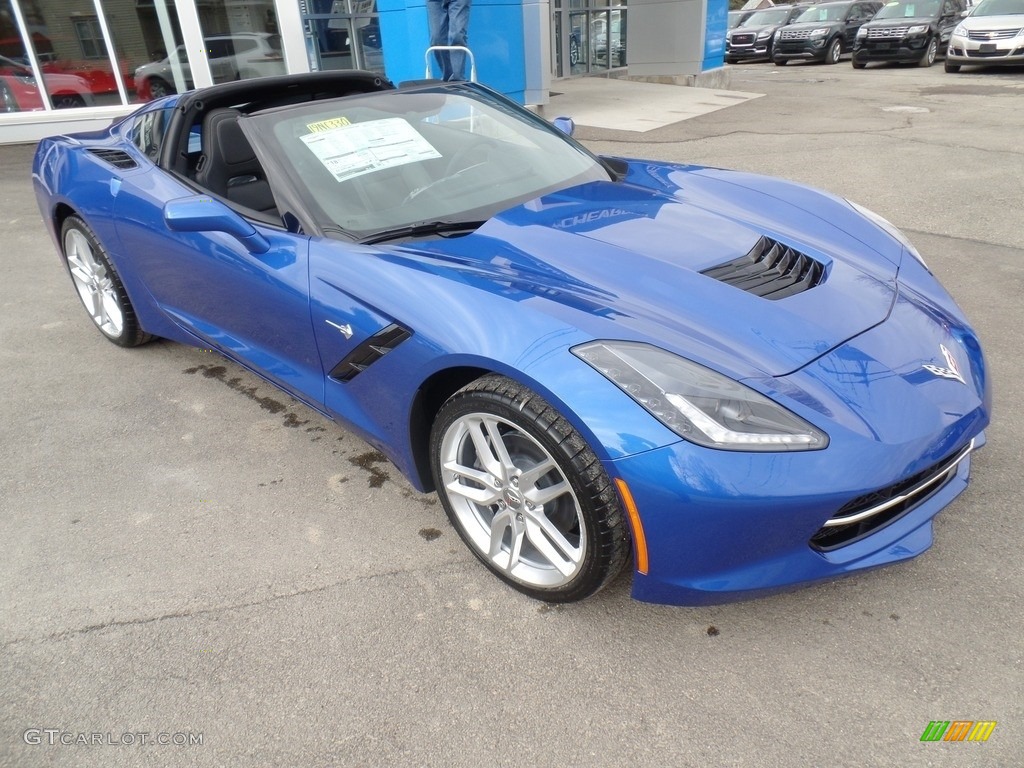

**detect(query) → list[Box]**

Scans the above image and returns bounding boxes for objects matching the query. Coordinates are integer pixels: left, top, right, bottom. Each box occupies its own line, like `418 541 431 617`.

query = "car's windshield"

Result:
242 84 609 239
795 3 850 21
873 0 940 17
743 8 793 25
971 0 1024 15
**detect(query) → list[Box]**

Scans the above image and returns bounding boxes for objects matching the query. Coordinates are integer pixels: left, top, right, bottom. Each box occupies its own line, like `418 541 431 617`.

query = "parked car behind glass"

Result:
135 33 285 100
945 0 1024 71
852 0 967 67
773 1 883 64
0 56 95 109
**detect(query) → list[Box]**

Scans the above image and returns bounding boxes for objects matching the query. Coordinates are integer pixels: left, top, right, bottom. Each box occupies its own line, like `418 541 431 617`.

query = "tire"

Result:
51 93 85 109
726 57 738 65
61 216 153 347
774 58 787 66
919 37 937 67
945 59 961 73
430 375 631 602
826 38 843 65
852 58 867 69
569 37 580 67
147 77 173 99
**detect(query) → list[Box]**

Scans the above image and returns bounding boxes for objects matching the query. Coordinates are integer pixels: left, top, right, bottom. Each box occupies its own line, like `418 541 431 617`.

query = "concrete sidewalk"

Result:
541 75 763 132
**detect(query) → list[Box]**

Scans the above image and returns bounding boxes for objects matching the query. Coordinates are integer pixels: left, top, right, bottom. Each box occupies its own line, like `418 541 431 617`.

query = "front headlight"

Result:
572 342 829 452
857 27 868 39
757 28 775 39
907 24 929 35
811 27 830 37
847 200 929 270
953 23 967 36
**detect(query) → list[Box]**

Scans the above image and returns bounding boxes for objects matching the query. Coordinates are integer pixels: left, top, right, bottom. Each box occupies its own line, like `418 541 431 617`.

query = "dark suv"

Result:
773 1 883 64
852 0 967 67
726 5 810 63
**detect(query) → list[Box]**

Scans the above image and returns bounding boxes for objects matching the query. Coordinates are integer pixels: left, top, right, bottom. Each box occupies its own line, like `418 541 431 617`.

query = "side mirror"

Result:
552 116 576 137
959 8 971 15
163 195 270 254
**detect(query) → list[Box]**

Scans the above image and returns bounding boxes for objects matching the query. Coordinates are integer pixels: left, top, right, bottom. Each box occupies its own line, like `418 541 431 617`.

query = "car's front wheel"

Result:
919 37 937 67
852 57 867 69
945 59 961 72
826 38 843 64
430 375 631 602
51 93 85 109
147 77 173 99
61 216 152 347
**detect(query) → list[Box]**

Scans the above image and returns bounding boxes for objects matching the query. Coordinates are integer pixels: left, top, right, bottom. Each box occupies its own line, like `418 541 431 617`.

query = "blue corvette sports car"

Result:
33 72 990 606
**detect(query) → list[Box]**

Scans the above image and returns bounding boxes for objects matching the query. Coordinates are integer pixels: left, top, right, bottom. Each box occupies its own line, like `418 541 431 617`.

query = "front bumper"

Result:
727 42 774 61
773 39 831 62
607 279 990 606
947 35 1024 65
853 36 932 63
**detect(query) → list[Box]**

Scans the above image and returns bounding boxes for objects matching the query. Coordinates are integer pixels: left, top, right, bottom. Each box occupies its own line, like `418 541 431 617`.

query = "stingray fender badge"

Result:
923 344 966 385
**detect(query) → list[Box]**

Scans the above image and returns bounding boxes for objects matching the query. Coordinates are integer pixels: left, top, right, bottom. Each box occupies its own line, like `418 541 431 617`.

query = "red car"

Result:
0 57 95 109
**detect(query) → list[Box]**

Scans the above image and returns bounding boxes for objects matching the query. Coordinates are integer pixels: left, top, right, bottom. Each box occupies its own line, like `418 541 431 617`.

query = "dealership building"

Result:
0 0 726 143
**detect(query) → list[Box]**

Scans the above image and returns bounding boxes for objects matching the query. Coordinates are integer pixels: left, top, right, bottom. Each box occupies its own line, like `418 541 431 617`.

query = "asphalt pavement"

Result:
1 61 1022 767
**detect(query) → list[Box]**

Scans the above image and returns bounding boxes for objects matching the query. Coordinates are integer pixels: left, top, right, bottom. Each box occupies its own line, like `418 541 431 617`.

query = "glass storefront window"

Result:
301 0 383 75
554 1 626 78
193 0 286 88
0 0 186 110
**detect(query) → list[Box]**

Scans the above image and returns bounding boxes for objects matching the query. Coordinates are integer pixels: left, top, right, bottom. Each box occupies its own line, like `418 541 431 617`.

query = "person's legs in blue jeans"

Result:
427 0 471 80
426 0 453 80
445 0 471 79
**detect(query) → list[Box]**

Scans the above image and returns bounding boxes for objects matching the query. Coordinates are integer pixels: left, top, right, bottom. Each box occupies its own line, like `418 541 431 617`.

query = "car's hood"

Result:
784 20 843 30
960 14 1024 30
863 16 935 26
730 24 780 35
385 168 901 379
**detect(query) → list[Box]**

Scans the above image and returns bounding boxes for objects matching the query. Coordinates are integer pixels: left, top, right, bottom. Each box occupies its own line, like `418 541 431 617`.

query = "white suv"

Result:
135 33 285 100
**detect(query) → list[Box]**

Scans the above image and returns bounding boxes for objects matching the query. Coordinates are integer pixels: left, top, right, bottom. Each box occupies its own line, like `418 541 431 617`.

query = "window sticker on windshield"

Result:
306 116 352 132
300 118 442 183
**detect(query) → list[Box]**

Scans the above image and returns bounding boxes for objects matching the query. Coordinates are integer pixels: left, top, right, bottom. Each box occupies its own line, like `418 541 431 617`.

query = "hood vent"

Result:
701 236 824 300
86 148 138 170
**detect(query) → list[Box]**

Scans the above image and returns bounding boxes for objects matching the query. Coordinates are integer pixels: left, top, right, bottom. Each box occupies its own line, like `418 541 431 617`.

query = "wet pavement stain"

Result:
348 450 391 488
402 488 438 507
418 527 442 541
183 364 287 414
283 413 309 428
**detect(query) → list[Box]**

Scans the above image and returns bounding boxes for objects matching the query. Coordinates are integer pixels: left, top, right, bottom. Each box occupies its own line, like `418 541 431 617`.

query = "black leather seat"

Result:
194 108 277 216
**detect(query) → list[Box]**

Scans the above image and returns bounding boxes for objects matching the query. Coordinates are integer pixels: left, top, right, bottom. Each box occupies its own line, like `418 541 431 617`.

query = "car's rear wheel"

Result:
430 375 630 602
919 37 937 67
827 38 843 64
61 216 153 347
945 59 961 73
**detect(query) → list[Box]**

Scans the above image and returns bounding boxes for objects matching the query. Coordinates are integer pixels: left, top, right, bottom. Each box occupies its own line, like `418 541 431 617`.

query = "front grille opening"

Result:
810 442 973 552
701 236 824 300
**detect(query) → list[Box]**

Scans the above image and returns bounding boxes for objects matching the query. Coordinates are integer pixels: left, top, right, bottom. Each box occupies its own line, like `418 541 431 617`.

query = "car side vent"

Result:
86 148 138 170
701 236 824 300
329 324 412 382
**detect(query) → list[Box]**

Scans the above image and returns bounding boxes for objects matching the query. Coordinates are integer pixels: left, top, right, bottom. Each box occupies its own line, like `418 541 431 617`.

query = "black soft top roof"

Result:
161 71 394 173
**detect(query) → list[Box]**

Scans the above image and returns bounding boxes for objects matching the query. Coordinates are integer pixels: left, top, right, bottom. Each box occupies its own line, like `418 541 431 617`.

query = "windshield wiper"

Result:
360 219 487 245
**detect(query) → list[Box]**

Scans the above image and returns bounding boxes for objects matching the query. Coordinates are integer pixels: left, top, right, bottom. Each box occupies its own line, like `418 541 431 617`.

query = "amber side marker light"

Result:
614 478 649 575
